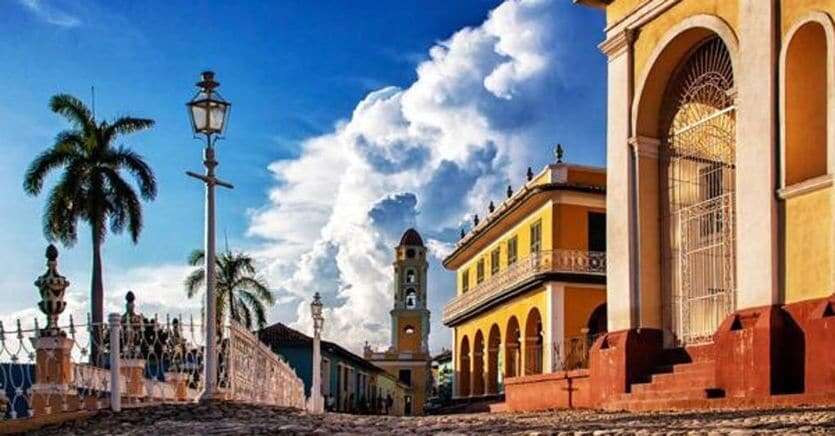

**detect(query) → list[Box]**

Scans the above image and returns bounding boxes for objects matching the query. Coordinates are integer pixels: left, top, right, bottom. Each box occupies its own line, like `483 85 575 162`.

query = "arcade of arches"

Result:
453 285 605 398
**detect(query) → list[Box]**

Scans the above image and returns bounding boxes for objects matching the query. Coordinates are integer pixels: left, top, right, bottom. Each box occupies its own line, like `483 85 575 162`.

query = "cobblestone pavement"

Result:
27 402 835 435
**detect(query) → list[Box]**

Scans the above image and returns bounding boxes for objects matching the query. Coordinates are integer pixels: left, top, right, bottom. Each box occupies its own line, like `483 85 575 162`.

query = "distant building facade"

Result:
258 322 409 415
430 349 453 401
364 228 432 416
442 157 607 400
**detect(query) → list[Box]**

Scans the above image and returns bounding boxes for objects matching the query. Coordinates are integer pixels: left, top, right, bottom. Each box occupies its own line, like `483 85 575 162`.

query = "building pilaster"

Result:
736 0 779 308
599 29 639 330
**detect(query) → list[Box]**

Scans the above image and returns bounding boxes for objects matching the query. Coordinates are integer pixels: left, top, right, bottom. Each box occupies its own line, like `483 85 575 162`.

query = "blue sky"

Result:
0 0 605 353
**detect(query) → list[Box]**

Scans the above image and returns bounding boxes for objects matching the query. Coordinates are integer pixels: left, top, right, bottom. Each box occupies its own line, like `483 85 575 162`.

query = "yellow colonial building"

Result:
442 155 607 399
571 0 835 407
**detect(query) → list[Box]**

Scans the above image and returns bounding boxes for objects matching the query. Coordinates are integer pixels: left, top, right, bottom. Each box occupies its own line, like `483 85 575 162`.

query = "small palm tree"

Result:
184 249 274 330
24 94 157 330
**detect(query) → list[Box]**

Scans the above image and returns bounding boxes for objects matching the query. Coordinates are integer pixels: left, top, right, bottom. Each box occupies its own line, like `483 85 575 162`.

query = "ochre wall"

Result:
454 286 548 379
782 1 835 36
566 167 607 187
564 287 606 338
632 0 740 90
396 314 423 353
784 21 828 186
606 0 645 27
555 204 606 251
783 188 833 303
457 203 554 295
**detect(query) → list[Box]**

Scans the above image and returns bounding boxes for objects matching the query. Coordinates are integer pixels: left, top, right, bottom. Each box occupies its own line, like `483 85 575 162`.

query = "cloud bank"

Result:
18 0 81 28
248 0 582 352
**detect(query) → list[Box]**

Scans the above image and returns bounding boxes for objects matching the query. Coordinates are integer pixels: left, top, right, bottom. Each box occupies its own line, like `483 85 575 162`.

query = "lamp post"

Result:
309 292 325 413
186 71 233 401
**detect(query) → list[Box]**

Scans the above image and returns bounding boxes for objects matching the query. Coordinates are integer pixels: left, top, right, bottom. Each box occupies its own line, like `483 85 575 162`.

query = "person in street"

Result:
385 394 393 415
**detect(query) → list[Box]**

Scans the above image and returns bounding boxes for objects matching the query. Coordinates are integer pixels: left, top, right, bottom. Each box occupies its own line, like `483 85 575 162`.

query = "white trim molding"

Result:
599 29 635 59
777 174 834 200
629 136 661 159
631 14 740 136
605 0 681 35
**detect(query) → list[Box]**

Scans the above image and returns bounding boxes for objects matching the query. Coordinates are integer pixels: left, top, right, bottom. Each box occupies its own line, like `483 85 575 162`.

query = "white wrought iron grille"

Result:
661 36 737 346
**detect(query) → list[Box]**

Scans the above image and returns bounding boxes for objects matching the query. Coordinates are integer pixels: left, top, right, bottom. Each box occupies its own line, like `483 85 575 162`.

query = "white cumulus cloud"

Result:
248 0 580 353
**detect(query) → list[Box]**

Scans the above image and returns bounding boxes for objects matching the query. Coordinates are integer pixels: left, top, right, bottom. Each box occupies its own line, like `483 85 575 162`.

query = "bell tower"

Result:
391 228 430 353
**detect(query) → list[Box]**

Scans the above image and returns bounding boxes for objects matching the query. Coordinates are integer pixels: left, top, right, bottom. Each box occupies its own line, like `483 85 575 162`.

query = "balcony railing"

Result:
443 249 606 324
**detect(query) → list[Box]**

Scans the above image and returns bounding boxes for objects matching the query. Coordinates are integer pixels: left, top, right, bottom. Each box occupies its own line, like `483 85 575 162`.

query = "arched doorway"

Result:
504 316 521 379
459 336 470 397
661 36 737 345
524 308 543 375
486 324 501 394
472 330 485 396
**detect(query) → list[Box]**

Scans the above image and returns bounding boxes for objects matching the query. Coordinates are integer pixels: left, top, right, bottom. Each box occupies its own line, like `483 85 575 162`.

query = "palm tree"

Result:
23 94 157 330
184 249 274 330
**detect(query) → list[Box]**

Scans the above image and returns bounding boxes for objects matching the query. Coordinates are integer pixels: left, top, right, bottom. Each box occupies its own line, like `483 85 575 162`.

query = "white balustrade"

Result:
443 249 606 323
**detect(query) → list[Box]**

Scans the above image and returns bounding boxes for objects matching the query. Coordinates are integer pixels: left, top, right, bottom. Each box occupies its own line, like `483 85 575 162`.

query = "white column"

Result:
310 329 324 413
109 313 122 412
736 0 779 308
599 30 638 330
545 282 564 372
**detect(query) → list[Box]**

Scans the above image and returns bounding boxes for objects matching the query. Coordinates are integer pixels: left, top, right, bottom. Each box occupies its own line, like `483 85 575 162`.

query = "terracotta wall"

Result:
504 370 592 412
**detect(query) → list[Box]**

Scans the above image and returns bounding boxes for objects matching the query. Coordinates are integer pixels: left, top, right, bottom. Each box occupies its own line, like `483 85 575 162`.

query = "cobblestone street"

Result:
26 402 835 435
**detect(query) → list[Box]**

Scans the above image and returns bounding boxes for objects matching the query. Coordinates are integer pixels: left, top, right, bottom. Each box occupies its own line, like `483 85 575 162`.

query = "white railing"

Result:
443 249 606 324
221 322 305 409
0 314 206 421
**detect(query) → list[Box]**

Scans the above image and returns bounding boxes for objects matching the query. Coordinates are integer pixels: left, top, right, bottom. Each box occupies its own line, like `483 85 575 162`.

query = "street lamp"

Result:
309 292 325 413
186 71 234 401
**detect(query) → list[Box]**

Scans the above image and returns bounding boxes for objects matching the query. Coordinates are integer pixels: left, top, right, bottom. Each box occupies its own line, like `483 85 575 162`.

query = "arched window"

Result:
784 21 828 186
405 268 416 284
405 288 417 309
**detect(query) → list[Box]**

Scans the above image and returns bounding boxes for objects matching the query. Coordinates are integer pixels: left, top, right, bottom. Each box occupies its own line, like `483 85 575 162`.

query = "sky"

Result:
0 0 606 354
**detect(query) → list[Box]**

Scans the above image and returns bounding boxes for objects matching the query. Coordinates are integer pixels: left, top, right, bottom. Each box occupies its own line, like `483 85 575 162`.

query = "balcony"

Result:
442 249 606 325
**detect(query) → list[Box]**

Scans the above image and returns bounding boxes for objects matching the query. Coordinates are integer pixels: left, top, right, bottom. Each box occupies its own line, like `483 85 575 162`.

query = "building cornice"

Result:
599 28 635 58
604 0 681 35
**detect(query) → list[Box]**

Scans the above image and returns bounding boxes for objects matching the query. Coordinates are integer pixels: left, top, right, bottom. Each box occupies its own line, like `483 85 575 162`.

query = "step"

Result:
648 371 716 388
671 360 715 375
619 387 718 402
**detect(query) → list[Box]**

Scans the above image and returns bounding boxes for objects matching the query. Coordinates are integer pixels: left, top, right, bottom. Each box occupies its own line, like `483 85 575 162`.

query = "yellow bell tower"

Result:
391 228 430 353
365 228 432 415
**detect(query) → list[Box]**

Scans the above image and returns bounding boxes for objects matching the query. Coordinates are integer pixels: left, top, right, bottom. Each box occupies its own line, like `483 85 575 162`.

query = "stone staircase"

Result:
606 348 726 411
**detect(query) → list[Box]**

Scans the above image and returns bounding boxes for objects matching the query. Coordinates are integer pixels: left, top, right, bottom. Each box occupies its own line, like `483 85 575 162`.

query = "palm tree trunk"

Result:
90 225 104 364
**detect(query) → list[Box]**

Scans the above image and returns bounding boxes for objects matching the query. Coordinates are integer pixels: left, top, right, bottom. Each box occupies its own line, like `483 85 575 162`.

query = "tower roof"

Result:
399 228 424 247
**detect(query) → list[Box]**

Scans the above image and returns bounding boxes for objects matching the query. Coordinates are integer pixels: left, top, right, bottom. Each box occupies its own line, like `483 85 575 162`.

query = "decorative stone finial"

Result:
506 185 513 198
555 143 564 163
125 291 137 316
473 214 479 226
488 201 495 213
527 167 533 181
35 244 70 337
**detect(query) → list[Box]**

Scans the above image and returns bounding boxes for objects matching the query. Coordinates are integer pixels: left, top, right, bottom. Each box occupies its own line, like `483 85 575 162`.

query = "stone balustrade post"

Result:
120 292 147 402
30 245 79 417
